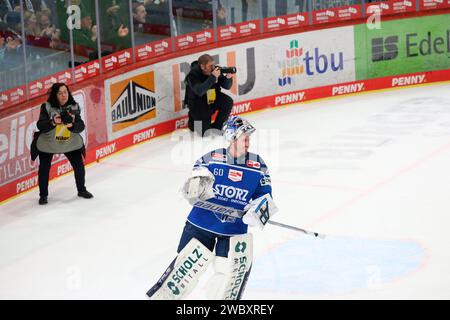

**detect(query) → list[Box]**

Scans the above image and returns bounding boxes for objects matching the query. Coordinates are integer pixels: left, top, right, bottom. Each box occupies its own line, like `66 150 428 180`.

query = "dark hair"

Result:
5 12 21 26
0 22 8 33
198 54 214 66
132 2 145 13
47 83 76 107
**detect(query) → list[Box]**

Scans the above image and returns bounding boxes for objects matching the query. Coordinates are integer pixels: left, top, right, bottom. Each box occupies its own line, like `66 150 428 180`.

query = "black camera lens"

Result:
219 66 237 74
60 111 73 124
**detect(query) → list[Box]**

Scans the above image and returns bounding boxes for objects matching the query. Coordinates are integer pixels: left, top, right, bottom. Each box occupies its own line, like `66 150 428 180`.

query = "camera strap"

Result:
54 124 71 142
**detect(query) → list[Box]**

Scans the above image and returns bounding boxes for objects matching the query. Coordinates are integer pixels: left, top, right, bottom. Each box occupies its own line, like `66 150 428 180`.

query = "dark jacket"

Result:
36 102 85 134
184 61 232 108
31 102 86 160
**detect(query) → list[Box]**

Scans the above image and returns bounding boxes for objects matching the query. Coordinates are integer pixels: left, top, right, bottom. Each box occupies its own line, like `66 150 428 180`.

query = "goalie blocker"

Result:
147 234 253 300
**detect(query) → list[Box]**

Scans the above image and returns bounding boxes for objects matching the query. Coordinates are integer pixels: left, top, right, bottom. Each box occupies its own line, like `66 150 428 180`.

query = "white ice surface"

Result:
1 83 450 299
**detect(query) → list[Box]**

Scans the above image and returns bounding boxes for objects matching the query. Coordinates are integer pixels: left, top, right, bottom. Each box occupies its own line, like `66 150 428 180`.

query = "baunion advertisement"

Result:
104 67 157 141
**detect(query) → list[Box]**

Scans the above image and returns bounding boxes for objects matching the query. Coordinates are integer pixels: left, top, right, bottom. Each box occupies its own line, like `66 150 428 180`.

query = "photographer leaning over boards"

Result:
185 53 235 137
32 83 93 205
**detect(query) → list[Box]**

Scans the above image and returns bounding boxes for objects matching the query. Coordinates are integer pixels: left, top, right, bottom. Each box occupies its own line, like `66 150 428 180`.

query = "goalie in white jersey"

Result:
146 116 278 300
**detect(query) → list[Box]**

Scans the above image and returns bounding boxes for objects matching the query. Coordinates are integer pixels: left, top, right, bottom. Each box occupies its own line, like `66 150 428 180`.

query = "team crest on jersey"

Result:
246 159 260 169
228 169 243 182
212 152 227 161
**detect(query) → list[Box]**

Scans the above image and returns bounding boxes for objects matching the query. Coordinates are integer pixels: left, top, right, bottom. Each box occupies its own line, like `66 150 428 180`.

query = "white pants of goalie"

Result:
148 233 253 300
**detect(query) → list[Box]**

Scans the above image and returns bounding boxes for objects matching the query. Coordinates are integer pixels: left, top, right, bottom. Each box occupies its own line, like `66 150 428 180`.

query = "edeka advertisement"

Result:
355 14 450 79
163 25 355 117
104 67 157 140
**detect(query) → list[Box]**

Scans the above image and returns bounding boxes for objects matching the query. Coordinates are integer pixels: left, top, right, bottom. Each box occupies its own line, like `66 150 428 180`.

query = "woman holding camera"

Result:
35 83 93 205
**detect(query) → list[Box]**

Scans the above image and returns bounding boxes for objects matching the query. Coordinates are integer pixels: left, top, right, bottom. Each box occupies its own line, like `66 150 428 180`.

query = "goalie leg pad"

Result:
147 238 214 300
205 233 253 300
205 256 231 300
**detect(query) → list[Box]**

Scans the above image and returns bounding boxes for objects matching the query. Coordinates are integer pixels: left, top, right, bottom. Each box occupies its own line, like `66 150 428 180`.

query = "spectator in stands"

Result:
34 83 93 205
217 1 227 26
3 34 21 62
0 1 11 19
4 11 22 37
100 0 131 51
145 0 174 37
36 10 55 39
90 24 97 44
73 10 97 52
2 12 22 65
24 10 41 37
49 28 64 50
23 0 50 13
132 2 147 33
1 0 20 14
55 0 96 56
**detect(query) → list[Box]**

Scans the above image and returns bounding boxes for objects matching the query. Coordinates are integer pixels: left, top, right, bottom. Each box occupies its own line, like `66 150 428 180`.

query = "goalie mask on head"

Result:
222 116 256 142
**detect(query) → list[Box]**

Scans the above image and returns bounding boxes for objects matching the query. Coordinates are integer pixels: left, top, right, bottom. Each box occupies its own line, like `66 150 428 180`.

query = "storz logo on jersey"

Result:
246 160 260 169
214 184 249 201
228 169 243 182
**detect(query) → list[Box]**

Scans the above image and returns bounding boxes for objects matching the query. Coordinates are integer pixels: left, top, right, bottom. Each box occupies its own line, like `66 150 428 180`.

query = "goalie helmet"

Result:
222 116 256 142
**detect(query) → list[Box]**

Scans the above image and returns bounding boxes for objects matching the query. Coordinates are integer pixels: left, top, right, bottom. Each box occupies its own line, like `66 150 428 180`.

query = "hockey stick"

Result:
192 200 325 239
146 257 177 298
266 220 325 238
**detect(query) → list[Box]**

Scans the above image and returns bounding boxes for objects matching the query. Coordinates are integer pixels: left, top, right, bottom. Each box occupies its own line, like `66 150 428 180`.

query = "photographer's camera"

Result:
217 66 237 74
60 110 73 125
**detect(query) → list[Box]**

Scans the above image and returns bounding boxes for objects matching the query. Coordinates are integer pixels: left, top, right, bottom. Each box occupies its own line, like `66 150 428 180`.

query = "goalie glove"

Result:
242 194 278 229
182 167 216 204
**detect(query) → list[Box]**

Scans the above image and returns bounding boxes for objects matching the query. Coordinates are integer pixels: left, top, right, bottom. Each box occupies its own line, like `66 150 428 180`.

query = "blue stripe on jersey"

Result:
187 148 272 236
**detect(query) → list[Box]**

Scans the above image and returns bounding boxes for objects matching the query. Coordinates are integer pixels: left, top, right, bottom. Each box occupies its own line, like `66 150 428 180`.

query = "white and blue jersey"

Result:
187 148 272 236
